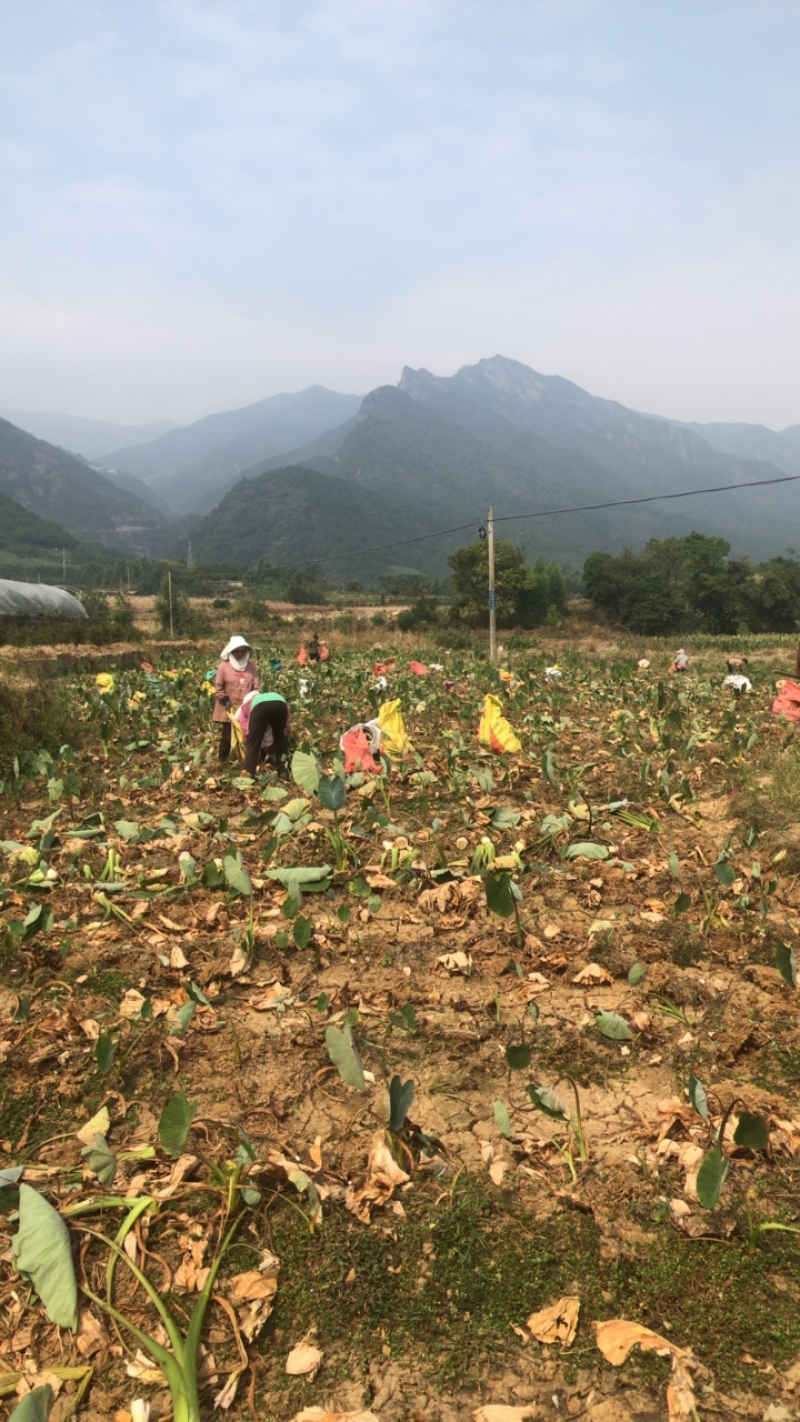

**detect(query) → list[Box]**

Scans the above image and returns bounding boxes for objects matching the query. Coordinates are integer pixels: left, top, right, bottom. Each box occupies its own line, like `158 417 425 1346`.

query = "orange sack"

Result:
772 680 800 722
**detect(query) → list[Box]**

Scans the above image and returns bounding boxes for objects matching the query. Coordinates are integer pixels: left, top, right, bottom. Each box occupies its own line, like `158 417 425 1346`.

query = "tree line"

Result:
583 533 800 635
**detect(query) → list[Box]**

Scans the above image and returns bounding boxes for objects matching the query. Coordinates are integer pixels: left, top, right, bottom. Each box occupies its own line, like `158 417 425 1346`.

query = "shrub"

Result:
229 597 272 626
0 677 76 773
154 576 211 639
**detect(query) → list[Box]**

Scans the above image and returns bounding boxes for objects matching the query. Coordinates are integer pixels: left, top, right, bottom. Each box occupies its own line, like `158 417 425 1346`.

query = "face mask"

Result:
229 651 249 672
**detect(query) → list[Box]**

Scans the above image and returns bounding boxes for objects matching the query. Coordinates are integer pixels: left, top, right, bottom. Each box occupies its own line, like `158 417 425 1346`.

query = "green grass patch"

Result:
260 1178 800 1396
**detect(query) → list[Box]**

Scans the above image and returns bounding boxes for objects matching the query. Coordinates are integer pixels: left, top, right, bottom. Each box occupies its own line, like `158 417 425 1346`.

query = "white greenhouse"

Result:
0 578 88 619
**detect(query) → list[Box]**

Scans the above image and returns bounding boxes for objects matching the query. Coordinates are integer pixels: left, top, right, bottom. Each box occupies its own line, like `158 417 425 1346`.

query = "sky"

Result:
1 1 799 428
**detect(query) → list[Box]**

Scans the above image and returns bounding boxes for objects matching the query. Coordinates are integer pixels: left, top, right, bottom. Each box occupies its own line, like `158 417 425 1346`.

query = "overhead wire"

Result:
298 470 800 569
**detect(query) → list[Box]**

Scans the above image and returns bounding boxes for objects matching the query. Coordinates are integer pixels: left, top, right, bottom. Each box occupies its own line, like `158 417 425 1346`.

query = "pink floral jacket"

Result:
212 659 260 723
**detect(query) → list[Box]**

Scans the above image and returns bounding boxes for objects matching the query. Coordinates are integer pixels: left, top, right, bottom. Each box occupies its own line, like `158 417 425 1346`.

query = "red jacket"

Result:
212 659 260 723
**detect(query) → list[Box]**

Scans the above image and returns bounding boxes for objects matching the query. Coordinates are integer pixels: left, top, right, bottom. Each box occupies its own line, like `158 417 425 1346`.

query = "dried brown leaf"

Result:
526 1295 580 1346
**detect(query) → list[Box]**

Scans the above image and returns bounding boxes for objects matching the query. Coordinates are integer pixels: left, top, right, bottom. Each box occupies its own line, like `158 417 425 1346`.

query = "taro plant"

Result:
8 1095 256 1422
686 1073 800 1246
526 1079 589 1182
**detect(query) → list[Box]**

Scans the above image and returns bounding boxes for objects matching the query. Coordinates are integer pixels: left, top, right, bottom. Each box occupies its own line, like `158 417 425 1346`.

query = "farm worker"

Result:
239 688 290 776
670 648 689 673
213 636 259 763
726 655 749 674
307 634 321 661
319 641 330 662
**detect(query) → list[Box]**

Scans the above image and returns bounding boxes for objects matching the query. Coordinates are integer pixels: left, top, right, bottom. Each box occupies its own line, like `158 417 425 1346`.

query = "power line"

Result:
300 471 800 569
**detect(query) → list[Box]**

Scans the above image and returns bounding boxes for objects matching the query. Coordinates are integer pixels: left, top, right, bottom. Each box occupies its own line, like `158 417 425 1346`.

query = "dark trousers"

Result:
244 701 289 776
219 721 232 763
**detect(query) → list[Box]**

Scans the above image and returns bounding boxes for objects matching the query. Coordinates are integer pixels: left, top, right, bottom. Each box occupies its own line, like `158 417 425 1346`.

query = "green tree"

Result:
448 539 565 628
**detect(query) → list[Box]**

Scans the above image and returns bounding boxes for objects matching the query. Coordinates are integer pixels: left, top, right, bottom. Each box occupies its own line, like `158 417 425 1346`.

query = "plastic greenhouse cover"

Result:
0 578 88 619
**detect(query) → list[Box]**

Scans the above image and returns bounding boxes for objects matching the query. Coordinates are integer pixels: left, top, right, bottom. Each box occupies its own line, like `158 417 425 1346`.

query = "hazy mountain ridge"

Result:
0 419 170 557
5 357 800 574
100 386 363 511
0 410 180 460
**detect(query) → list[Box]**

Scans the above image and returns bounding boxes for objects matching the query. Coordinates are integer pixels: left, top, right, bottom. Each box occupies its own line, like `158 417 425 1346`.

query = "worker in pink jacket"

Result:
213 635 259 763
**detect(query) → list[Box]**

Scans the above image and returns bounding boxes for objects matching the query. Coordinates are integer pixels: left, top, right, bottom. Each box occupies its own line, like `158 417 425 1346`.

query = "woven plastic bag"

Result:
340 725 381 773
772 680 800 722
376 699 410 760
478 694 521 754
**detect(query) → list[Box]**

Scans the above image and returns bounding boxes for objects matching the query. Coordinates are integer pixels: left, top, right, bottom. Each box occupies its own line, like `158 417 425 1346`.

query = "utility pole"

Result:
487 505 497 665
187 540 193 568
62 547 66 586
168 570 174 639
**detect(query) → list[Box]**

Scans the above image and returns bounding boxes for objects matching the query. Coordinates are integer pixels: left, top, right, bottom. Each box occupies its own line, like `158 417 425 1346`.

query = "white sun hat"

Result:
221 634 251 660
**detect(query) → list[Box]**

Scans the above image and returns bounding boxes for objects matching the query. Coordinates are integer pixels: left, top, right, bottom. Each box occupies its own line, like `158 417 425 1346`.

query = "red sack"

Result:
340 727 380 773
409 660 429 676
772 680 800 721
373 659 395 676
320 643 330 662
297 645 308 666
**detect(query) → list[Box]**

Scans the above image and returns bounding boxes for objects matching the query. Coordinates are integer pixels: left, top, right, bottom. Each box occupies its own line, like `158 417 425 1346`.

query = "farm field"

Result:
2 629 800 1422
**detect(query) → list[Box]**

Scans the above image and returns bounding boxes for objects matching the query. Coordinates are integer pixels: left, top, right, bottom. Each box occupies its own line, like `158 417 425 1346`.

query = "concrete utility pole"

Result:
168 570 174 639
62 547 66 586
487 505 497 665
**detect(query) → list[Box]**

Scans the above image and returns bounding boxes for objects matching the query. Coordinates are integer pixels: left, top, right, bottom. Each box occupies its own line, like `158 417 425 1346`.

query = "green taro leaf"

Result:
388 1075 415 1131
7 1384 55 1422
714 861 736 887
527 1085 569 1121
81 1133 117 1187
505 1043 532 1071
668 851 682 879
178 851 197 885
266 865 332 893
224 851 252 896
490 806 520 831
493 1100 512 1137
595 1011 634 1041
528 1000 540 1023
696 1146 729 1209
114 819 140 843
564 842 610 861
688 1073 708 1121
291 750 321 796
158 1092 198 1155
628 962 648 985
674 892 692 915
292 914 313 949
388 1003 417 1033
201 860 225 888
11 1184 78 1330
485 870 514 918
542 750 558 787
325 1025 366 1091
170 1002 196 1037
318 775 346 812
776 942 798 988
94 1032 116 1075
733 1111 768 1150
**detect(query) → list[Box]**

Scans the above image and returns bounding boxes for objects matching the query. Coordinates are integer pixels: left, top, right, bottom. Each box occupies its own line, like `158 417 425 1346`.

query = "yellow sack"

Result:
229 710 245 760
376 698 410 760
479 694 521 754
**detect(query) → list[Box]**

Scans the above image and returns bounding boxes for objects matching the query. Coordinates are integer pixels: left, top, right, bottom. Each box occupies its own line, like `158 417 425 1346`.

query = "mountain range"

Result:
2 358 800 578
0 418 169 558
0 410 180 460
99 385 363 514
186 358 800 576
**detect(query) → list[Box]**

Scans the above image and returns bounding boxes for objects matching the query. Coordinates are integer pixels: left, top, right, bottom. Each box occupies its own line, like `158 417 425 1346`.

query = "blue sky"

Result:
1 1 799 426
